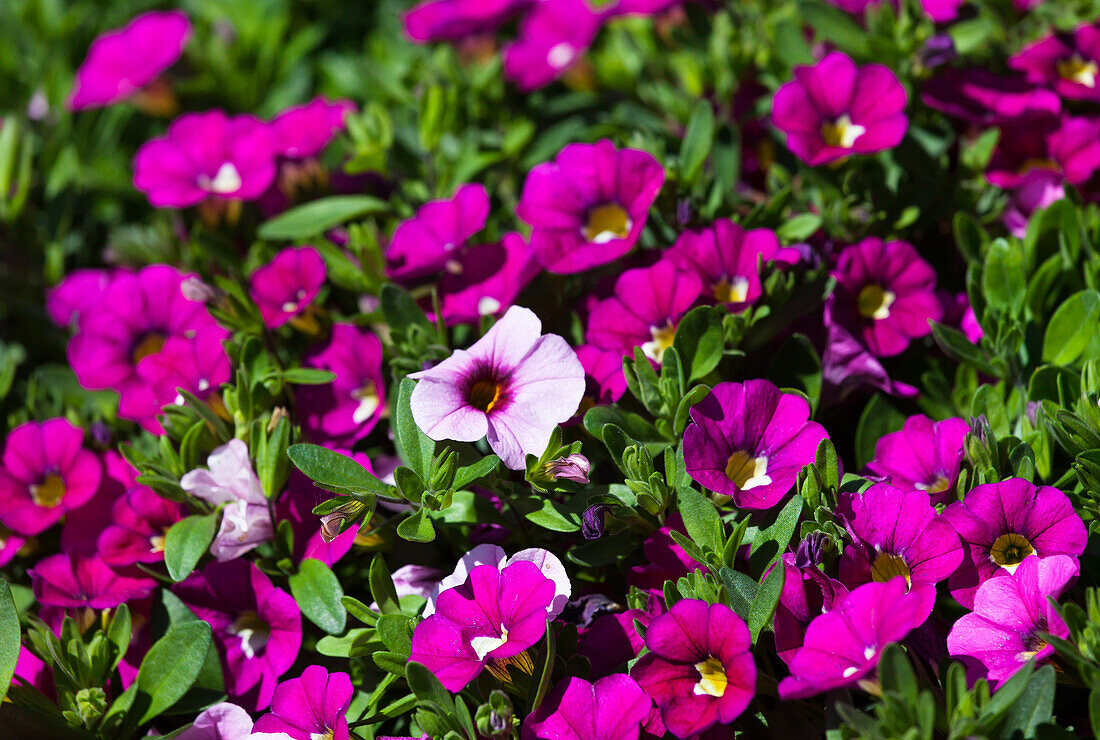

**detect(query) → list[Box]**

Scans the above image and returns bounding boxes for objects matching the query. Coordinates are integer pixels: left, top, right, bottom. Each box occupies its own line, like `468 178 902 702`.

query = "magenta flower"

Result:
133 110 277 208
578 609 650 677
522 675 652 740
777 578 926 699
683 380 828 510
837 483 963 622
1010 26 1100 102
626 514 705 592
30 552 155 609
865 415 970 503
409 561 557 691
577 343 628 406
250 246 327 328
503 0 605 91
173 560 302 710
68 10 191 111
942 478 1087 609
0 419 100 536
46 268 113 328
1004 170 1066 238
631 599 755 738
439 234 542 325
404 0 532 42
253 665 354 740
585 259 702 365
177 702 255 740
773 554 848 665
59 450 132 554
409 305 585 469
947 555 1077 687
296 323 386 446
771 52 907 166
516 140 665 274
98 483 186 567
921 68 1061 126
386 184 491 281
269 97 355 160
987 116 1100 189
667 221 799 308
821 298 919 402
181 440 273 562
0 524 25 568
831 237 942 357
425 544 571 618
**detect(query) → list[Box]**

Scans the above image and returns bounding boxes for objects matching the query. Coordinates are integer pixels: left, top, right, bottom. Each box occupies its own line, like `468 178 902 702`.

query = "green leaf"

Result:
369 554 402 616
453 455 500 490
396 508 435 542
0 579 18 702
133 621 213 725
1001 664 1055 739
877 644 918 703
776 213 822 242
395 378 436 479
277 368 337 385
106 604 132 672
163 514 217 582
286 443 389 494
525 499 582 533
289 559 347 635
680 100 715 185
257 195 389 240
719 567 758 621
406 661 455 714
1089 688 1100 739
798 0 870 56
381 283 434 336
747 563 784 642
748 494 803 578
1042 290 1100 365
677 487 721 554
982 239 1026 312
930 322 999 377
673 306 724 383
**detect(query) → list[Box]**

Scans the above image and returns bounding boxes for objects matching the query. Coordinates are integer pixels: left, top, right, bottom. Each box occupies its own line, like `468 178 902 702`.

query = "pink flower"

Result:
987 116 1100 189
0 419 100 536
253 665 354 740
176 703 256 740
404 0 533 42
921 68 1061 126
409 306 585 469
386 184 491 281
865 414 970 503
522 675 652 740
771 52 908 166
250 246 327 328
773 554 848 665
133 110 277 208
98 483 186 567
30 552 156 609
269 97 355 160
46 268 113 328
68 11 191 111
577 344 628 406
503 0 606 91
516 140 665 274
425 544 571 618
1010 25 1100 103
1004 170 1066 238
439 234 542 325
296 323 386 446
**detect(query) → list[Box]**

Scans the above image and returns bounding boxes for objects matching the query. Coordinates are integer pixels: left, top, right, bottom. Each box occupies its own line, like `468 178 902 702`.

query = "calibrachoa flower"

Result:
921 67 1062 126
837 483 963 622
296 323 386 446
631 599 755 738
0 419 100 536
1004 170 1066 238
409 560 557 691
0 524 25 568
173 560 302 710
771 52 908 166
425 544 571 617
865 414 970 503
683 380 828 509
1010 25 1100 102
830 237 942 357
942 478 1087 609
268 97 355 160
821 298 919 401
46 268 113 328
626 514 704 591
516 140 665 274
586 259 702 364
30 552 156 609
666 220 799 308
136 330 232 415
438 234 542 325
252 665 354 740
409 305 585 469
777 578 926 699
68 10 191 111
773 554 848 665
947 554 1077 687
577 344 629 406
133 110 277 208
98 482 187 567
987 116 1100 189
181 440 273 562
176 702 255 740
503 0 605 91
522 675 652 740
250 246 327 328
386 183 491 281
404 0 533 42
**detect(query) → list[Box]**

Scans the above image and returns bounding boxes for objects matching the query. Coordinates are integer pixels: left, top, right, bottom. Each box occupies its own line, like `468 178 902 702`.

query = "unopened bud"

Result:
543 453 591 484
581 504 611 540
319 500 367 542
180 276 216 303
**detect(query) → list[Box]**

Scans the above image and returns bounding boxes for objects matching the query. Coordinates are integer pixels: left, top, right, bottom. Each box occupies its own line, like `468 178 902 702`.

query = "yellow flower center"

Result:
870 552 911 588
467 378 503 413
641 322 677 363
582 203 632 244
915 474 951 494
724 450 771 490
1057 56 1099 87
857 284 896 320
693 656 727 698
820 114 866 149
712 276 750 304
990 533 1034 573
149 532 167 554
132 333 167 364
1018 157 1060 175
30 474 66 508
351 382 380 424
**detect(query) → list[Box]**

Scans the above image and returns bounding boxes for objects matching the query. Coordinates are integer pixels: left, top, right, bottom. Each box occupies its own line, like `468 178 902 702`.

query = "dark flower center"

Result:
227 610 271 659
990 532 1034 572
467 376 505 413
582 203 631 244
131 332 167 364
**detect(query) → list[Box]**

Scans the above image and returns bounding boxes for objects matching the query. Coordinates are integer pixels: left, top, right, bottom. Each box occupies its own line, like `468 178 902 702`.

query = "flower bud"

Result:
582 504 611 540
319 500 367 542
542 453 591 484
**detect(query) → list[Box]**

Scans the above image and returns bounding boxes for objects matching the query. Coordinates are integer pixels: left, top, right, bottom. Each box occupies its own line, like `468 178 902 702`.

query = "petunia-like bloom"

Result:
947 554 1077 687
820 297 919 403
68 10 191 111
135 330 232 417
296 323 386 446
585 259 701 365
576 344 629 406
830 237 942 357
777 578 926 699
181 440 272 562
386 184 491 281
268 97 355 160
98 482 187 567
578 609 651 677
409 305 585 469
986 116 1100 189
250 246 327 328
404 0 533 42
942 478 1087 609
409 561 557 691
522 675 652 740
252 665 354 740
666 221 800 308
0 524 25 568
424 543 571 618
503 0 605 91
771 52 907 166
773 554 848 665
439 234 542 325
30 552 156 609
626 514 705 592
683 380 828 509
1010 26 1100 103
920 68 1061 126
173 560 302 710
1004 170 1066 238
133 110 277 208
46 268 113 328
0 419 101 536
865 415 970 504
837 483 963 623
176 702 256 740
631 599 755 738
516 140 665 274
